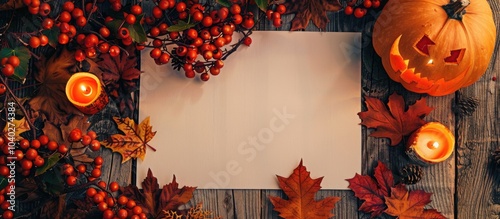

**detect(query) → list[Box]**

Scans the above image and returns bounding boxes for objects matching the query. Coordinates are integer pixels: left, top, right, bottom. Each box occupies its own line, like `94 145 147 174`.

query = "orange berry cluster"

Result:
265 4 287 28
63 128 103 185
25 0 143 61
344 0 381 18
86 181 146 219
0 56 20 78
0 128 101 217
146 1 256 81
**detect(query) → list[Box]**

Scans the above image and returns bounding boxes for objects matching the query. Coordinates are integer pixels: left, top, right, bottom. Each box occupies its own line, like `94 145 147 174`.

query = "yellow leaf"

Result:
101 117 156 163
3 117 30 141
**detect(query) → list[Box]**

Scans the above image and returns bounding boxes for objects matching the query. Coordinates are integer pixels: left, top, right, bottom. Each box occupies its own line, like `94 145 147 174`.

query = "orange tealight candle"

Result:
66 72 109 115
406 122 455 165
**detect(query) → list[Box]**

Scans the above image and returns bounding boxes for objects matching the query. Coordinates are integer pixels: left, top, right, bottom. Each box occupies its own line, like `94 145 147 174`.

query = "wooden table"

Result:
99 2 500 218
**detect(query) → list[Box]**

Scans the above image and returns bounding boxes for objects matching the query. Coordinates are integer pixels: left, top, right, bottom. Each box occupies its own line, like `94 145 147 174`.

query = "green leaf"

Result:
255 0 269 11
0 46 31 83
0 176 8 190
35 152 62 176
42 28 60 48
41 168 64 196
106 19 124 38
216 0 231 7
167 20 196 32
128 14 147 43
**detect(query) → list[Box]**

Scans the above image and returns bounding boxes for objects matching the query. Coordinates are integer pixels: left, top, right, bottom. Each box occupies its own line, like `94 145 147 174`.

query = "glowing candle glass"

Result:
406 122 455 165
65 72 109 115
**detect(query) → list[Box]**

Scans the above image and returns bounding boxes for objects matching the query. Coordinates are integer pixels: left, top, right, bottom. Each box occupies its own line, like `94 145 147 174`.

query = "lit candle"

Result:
65 72 109 115
406 122 455 165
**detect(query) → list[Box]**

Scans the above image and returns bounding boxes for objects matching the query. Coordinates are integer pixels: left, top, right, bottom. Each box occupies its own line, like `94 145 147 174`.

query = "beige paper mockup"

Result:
138 31 361 189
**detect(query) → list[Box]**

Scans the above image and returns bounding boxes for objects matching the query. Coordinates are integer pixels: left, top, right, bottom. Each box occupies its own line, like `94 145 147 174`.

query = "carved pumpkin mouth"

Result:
389 35 469 94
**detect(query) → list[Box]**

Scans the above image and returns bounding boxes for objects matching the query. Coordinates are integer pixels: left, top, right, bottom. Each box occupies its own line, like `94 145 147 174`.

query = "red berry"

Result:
150 48 162 59
130 5 143 15
230 4 241 14
29 36 41 48
363 0 372 8
89 140 101 151
1 64 14 77
109 46 121 57
125 14 136 24
69 129 82 142
276 4 286 14
109 181 120 192
354 7 366 18
345 6 354 15
200 72 210 81
243 37 252 46
0 84 6 95
63 1 74 12
372 0 380 8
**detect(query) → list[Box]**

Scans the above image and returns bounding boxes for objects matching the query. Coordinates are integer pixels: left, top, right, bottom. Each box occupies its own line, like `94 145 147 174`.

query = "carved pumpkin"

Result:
372 0 496 96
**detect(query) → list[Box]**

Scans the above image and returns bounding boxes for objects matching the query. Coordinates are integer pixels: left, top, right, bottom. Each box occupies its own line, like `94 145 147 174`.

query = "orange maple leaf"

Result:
358 93 433 146
384 184 445 219
101 116 156 163
269 160 341 219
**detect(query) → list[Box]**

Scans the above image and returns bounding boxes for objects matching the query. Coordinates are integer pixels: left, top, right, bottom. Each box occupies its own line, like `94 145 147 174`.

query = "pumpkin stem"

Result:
443 0 470 20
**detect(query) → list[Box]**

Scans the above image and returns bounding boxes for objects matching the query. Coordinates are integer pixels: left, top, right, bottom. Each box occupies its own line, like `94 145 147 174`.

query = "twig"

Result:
0 77 38 137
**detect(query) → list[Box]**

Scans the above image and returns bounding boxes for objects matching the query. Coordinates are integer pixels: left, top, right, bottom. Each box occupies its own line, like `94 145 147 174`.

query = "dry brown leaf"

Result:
0 0 24 10
42 115 94 163
284 0 342 31
29 49 83 125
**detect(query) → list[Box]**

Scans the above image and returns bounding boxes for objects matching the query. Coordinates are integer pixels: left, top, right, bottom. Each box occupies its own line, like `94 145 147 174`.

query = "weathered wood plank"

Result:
456 1 500 217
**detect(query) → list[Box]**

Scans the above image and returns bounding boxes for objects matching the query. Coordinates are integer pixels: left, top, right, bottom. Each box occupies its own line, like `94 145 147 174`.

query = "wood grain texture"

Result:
456 1 500 218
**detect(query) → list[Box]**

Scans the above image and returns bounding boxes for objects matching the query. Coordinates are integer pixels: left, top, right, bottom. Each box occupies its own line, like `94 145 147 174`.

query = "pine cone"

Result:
493 148 500 170
453 93 479 117
400 164 423 185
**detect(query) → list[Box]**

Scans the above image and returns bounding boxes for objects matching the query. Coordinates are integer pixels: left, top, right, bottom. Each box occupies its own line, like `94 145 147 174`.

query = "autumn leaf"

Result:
42 115 94 164
164 203 220 219
284 0 342 31
269 160 341 219
358 93 433 146
29 48 83 125
384 184 446 219
2 117 30 141
160 175 197 211
346 161 394 217
97 45 140 118
121 169 196 218
101 117 156 163
0 0 24 11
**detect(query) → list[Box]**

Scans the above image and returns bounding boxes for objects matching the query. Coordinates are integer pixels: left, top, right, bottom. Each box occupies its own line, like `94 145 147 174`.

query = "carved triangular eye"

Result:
444 49 465 64
415 35 435 56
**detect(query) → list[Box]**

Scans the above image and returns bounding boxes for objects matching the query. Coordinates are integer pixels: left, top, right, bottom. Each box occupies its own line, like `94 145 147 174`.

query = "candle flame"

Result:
427 141 439 149
80 85 92 96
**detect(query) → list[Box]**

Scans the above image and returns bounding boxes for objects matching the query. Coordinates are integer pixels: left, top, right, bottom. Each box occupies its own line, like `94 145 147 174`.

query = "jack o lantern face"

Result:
414 35 466 65
388 34 470 94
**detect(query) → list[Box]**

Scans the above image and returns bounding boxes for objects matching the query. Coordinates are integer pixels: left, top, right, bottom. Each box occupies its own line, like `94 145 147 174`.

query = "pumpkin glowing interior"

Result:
372 0 496 96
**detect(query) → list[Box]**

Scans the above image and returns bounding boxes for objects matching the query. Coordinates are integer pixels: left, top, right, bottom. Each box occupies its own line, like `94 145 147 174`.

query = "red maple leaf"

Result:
121 169 196 218
284 0 342 31
346 161 394 218
358 93 433 146
384 184 446 219
269 160 341 219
